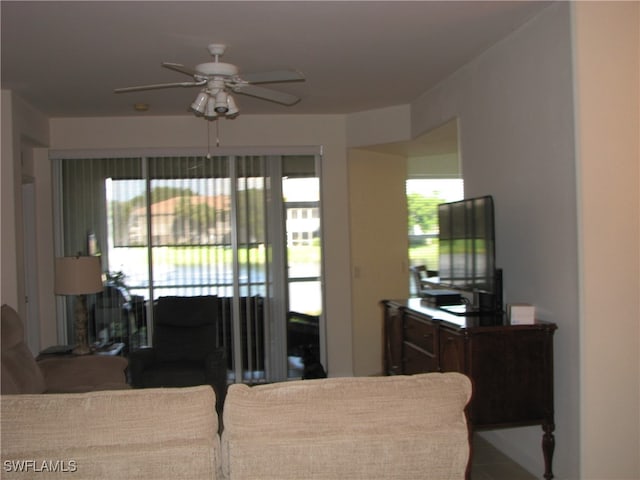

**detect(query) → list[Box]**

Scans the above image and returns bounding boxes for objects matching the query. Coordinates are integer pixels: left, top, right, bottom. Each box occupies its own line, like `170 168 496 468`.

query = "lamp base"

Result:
72 344 92 355
73 294 92 356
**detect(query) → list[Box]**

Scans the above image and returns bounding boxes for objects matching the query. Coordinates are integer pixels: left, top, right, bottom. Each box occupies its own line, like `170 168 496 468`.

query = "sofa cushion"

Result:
221 372 472 480
1 304 46 394
1 386 220 480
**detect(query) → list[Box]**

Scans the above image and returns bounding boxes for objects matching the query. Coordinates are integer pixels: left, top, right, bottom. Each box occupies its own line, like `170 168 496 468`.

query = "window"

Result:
406 178 463 294
54 152 323 383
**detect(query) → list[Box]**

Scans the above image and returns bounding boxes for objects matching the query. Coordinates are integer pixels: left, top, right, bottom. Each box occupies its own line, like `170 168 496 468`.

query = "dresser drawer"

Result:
403 314 437 354
402 342 438 374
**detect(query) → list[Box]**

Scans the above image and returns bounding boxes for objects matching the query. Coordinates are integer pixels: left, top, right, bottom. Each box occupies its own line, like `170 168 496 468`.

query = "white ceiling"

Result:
1 1 551 119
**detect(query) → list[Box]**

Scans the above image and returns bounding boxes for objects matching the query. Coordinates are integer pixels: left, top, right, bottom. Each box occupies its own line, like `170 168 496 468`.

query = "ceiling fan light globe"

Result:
190 92 208 114
226 95 239 116
214 91 229 114
205 97 217 118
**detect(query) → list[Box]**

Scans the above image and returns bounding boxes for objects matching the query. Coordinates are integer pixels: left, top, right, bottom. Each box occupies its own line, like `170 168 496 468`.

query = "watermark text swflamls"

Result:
3 459 78 473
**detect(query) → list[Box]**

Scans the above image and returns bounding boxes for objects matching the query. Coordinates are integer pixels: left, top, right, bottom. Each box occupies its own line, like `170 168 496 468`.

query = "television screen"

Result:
437 195 496 294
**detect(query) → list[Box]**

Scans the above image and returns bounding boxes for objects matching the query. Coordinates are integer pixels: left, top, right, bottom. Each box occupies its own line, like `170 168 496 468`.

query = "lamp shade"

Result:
55 256 103 295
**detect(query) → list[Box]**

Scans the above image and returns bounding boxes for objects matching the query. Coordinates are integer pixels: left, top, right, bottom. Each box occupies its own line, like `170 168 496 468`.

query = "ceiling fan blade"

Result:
114 80 206 93
162 62 199 77
234 84 300 105
241 69 305 84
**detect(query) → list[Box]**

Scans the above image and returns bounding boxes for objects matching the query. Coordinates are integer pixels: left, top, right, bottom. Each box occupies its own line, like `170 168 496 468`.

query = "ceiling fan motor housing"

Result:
195 62 238 77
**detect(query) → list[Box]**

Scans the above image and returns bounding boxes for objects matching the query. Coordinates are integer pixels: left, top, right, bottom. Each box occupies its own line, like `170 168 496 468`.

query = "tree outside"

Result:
407 192 443 235
406 179 463 278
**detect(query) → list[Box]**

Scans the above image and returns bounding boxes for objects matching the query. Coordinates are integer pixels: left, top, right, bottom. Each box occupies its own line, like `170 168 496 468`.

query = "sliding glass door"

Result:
54 151 323 383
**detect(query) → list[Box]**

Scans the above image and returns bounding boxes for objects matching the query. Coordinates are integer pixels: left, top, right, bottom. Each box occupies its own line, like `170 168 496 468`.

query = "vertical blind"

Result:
54 152 323 383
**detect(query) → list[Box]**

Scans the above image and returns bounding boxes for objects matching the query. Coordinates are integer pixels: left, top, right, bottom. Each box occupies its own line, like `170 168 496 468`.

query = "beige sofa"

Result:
1 373 471 479
1 304 129 394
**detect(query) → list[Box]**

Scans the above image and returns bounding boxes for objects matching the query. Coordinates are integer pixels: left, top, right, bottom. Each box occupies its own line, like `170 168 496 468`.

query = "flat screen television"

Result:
437 195 501 314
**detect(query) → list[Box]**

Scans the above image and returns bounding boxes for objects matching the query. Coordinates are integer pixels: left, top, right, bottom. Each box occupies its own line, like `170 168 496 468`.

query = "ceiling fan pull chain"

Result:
206 118 220 159
206 119 212 159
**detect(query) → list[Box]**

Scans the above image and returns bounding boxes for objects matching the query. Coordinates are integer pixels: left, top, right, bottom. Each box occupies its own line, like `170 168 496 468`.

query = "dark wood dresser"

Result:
382 298 557 480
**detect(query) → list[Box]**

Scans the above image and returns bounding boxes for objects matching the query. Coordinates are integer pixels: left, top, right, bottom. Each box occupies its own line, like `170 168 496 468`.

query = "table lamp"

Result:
55 255 104 355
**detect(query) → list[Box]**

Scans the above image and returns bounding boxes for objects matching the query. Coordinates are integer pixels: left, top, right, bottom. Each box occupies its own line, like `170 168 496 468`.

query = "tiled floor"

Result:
471 435 538 480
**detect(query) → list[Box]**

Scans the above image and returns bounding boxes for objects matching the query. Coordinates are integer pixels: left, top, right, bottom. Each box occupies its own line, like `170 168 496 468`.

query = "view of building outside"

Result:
106 176 321 312
283 177 322 315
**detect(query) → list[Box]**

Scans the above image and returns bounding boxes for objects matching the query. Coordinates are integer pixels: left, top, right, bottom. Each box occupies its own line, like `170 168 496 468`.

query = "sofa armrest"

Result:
38 355 129 393
127 347 157 387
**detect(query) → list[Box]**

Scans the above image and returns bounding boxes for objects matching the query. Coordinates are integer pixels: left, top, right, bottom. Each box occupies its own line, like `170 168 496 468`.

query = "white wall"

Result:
573 2 640 478
47 114 354 376
1 91 17 307
346 104 412 148
412 3 580 478
1 90 49 316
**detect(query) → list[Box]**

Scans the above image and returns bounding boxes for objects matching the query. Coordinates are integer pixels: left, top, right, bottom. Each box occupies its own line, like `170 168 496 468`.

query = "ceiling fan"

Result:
114 44 305 119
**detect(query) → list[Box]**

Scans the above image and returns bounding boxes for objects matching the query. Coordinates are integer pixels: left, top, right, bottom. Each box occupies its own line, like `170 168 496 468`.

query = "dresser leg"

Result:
542 422 555 480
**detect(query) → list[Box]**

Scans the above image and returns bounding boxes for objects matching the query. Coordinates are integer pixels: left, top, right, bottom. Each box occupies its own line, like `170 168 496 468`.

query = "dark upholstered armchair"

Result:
128 296 227 416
